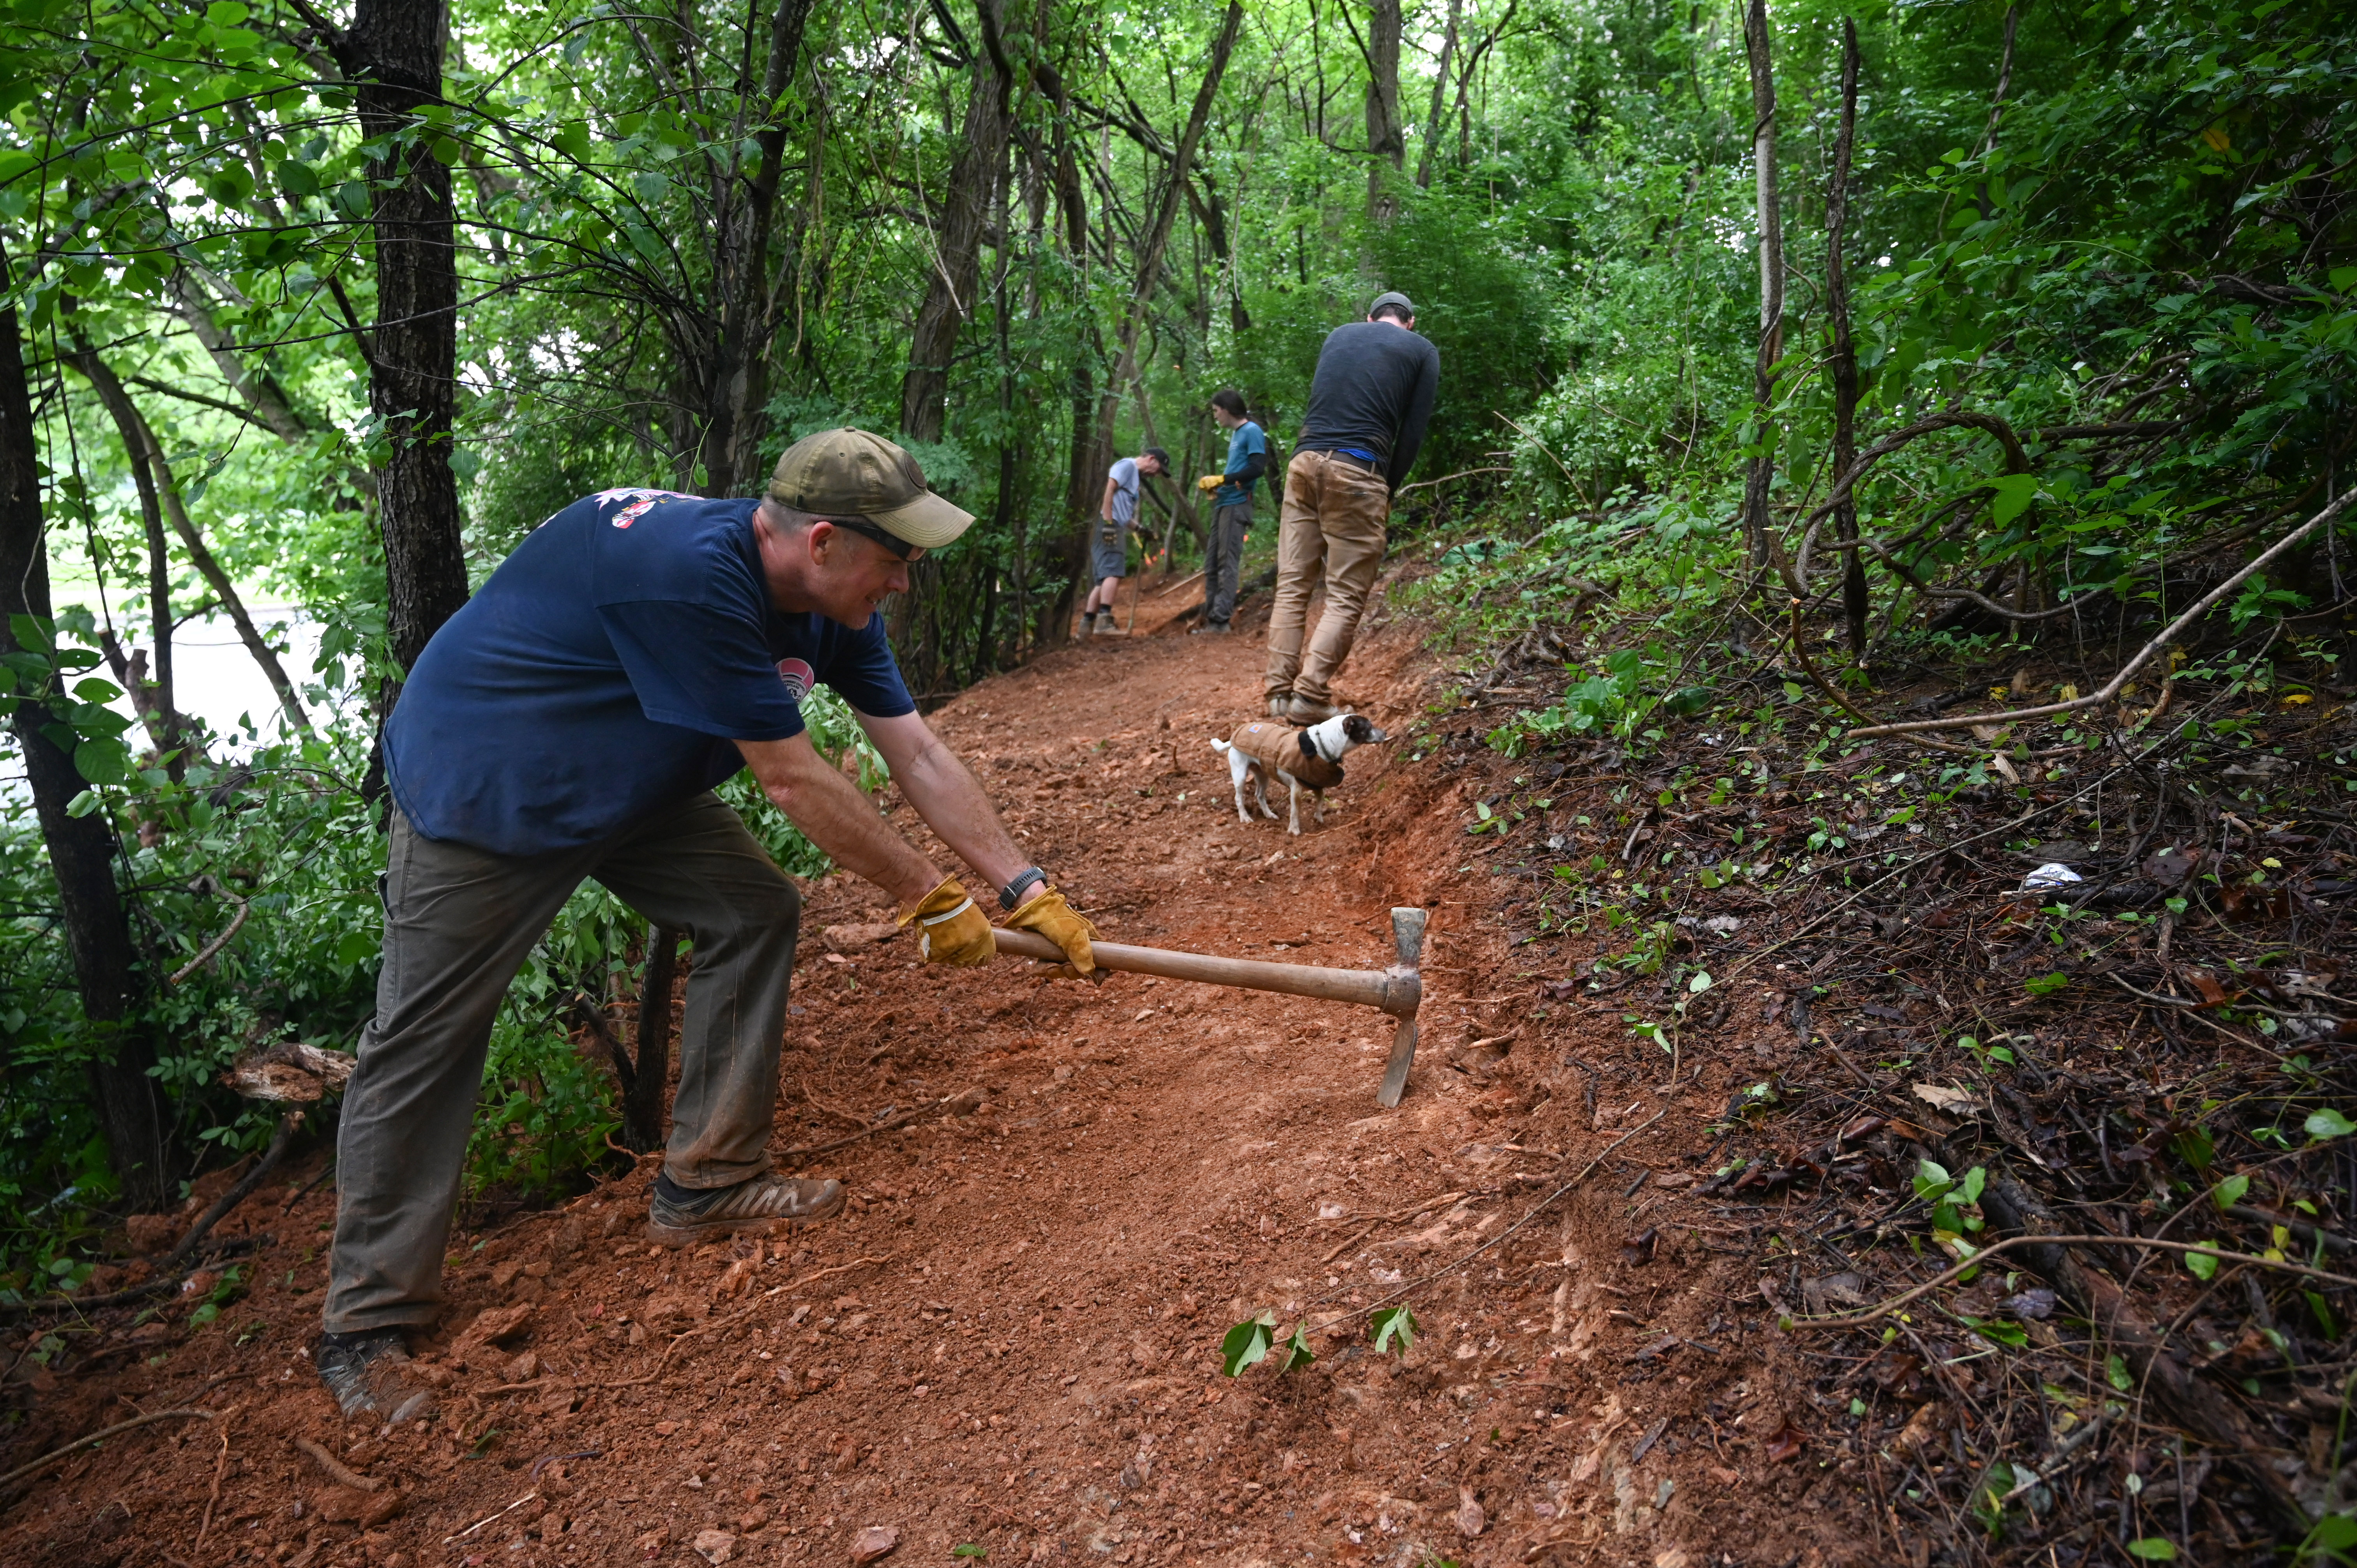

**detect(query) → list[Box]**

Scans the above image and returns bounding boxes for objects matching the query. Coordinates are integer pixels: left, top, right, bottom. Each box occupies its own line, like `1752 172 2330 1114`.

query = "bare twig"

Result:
1784 1234 2357 1331
0 1407 219 1490
160 1109 304 1273
166 881 251 985
192 1409 237 1556
1848 482 2357 738
777 1089 981 1160
443 1492 538 1543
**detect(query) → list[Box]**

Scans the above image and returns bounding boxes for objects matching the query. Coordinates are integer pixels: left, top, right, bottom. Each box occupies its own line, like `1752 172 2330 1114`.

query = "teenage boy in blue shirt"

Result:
315 429 1101 1423
1192 389 1267 634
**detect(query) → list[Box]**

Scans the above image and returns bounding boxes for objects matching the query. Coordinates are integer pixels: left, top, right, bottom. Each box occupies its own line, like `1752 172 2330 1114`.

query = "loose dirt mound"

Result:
0 590 1847 1568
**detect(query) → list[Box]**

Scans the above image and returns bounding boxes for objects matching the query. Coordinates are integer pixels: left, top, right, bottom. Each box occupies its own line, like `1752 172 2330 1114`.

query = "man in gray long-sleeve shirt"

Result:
1266 291 1440 721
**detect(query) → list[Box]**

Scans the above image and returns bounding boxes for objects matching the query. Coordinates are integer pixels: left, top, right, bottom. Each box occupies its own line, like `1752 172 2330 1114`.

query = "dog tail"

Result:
1208 738 1233 755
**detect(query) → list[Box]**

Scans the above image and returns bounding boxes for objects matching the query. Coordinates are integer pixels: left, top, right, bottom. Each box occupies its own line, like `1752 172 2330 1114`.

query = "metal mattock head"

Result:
1377 906 1428 1108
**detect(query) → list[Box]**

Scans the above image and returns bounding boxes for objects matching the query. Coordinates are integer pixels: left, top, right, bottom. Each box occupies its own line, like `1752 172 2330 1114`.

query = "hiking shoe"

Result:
317 1328 435 1425
1285 694 1340 724
647 1172 845 1247
1189 621 1232 636
1266 693 1293 717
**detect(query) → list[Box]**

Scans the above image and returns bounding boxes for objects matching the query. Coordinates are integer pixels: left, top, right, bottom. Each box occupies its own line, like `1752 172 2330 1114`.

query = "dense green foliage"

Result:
0 0 2349 1284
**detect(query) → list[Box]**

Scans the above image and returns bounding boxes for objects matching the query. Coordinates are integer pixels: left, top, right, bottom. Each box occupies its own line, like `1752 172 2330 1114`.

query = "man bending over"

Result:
318 429 1098 1422
1081 444 1168 636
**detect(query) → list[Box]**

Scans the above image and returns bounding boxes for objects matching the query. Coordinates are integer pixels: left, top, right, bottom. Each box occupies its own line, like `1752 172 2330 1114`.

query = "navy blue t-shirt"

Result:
384 489 916 856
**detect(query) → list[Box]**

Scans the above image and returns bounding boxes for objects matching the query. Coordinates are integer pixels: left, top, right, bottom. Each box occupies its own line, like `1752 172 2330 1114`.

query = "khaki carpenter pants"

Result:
324 793 799 1334
1265 450 1389 704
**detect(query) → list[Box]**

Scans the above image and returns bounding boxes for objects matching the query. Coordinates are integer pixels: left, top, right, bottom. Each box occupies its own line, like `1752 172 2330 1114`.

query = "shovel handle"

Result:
990 929 1419 1019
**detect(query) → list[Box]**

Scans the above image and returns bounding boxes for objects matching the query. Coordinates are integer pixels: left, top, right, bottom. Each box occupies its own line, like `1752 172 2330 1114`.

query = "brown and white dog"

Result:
1209 713 1387 835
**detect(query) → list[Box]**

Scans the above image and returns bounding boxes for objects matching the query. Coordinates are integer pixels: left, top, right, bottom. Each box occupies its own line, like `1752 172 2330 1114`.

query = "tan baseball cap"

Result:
766 428 975 551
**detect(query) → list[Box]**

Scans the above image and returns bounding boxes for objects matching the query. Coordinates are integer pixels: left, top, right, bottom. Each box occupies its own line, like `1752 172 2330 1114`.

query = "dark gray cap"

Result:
1368 290 1415 317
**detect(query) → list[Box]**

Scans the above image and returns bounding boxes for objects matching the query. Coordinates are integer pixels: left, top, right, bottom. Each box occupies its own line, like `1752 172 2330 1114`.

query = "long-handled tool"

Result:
991 907 1429 1106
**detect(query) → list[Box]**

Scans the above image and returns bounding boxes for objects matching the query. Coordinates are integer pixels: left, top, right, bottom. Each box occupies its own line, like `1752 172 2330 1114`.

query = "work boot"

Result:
1189 620 1231 636
647 1171 845 1247
317 1328 436 1425
1266 693 1292 717
1285 693 1340 724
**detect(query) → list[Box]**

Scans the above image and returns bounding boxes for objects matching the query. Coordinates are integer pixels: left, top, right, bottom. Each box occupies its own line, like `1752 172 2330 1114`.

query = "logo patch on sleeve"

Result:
775 658 816 702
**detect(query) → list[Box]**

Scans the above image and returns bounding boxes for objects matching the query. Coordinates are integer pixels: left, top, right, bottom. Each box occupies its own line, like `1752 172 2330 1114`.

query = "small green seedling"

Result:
1371 1305 1418 1356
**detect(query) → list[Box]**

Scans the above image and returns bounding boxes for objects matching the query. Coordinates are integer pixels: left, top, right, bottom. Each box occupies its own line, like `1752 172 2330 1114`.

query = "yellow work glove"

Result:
1196 473 1223 493
1003 886 1100 980
899 876 993 967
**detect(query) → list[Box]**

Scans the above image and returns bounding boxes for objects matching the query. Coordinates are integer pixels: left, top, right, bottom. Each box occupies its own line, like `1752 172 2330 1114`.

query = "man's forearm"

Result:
892 736 1029 894
737 738 939 907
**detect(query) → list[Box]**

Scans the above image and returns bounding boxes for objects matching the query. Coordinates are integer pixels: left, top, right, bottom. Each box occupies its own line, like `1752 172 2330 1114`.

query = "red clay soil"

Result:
2 579 1862 1568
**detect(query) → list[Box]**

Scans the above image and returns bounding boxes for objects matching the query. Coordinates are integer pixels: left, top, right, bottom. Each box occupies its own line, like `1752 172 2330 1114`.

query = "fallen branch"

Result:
159 1109 304 1273
1847 481 2357 738
1981 1176 2311 1529
1783 1234 2357 1332
0 1407 220 1490
6 1233 276 1316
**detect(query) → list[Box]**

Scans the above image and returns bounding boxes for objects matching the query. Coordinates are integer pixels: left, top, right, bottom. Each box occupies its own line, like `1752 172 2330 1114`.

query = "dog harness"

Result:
1228 720 1347 789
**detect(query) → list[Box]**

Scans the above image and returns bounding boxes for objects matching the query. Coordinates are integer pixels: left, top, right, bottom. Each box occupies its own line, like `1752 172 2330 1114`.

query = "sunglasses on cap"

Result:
818 515 926 562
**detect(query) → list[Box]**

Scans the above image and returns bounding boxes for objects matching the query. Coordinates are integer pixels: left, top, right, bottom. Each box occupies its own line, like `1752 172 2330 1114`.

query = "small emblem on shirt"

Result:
775 658 816 702
593 487 695 530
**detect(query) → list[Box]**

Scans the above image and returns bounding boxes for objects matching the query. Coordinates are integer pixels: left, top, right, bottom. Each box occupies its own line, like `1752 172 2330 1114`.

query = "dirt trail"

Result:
3 584 1851 1568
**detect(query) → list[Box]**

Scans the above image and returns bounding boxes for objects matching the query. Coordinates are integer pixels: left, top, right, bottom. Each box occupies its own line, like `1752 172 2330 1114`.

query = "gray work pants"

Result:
1205 502 1250 626
325 793 799 1333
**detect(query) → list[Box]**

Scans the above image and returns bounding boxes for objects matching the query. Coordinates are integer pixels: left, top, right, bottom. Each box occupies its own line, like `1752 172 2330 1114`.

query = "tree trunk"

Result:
72 348 311 731
338 0 468 677
1364 0 1404 224
625 927 683 1154
1827 17 1866 655
1415 0 1461 190
65 338 187 768
1740 0 1783 572
899 0 1013 445
1022 30 1106 650
0 263 175 1211
695 0 815 496
1090 3 1244 505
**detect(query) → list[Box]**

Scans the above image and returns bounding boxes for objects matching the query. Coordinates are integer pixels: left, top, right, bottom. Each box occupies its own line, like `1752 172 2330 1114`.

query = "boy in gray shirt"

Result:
1083 446 1168 635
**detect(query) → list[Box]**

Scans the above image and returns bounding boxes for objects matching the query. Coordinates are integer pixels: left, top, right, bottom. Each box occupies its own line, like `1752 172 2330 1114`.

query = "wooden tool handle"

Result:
991 929 1416 1017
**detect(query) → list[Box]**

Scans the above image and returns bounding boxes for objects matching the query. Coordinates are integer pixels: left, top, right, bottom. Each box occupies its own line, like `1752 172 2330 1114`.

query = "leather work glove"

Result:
1004 886 1100 980
899 876 993 967
1196 473 1223 493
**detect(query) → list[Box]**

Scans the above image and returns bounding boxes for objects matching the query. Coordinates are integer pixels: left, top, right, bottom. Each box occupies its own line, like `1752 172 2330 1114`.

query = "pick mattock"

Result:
991 907 1428 1107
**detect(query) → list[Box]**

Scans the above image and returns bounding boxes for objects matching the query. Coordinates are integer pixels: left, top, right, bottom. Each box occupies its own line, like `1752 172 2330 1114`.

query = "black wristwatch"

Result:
999 866 1047 910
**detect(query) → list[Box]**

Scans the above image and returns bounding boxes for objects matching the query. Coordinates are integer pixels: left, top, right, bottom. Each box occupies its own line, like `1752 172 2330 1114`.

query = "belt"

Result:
1324 448 1384 473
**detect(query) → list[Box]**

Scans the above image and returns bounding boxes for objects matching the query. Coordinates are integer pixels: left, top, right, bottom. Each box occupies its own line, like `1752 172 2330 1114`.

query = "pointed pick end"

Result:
1377 1017 1418 1108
